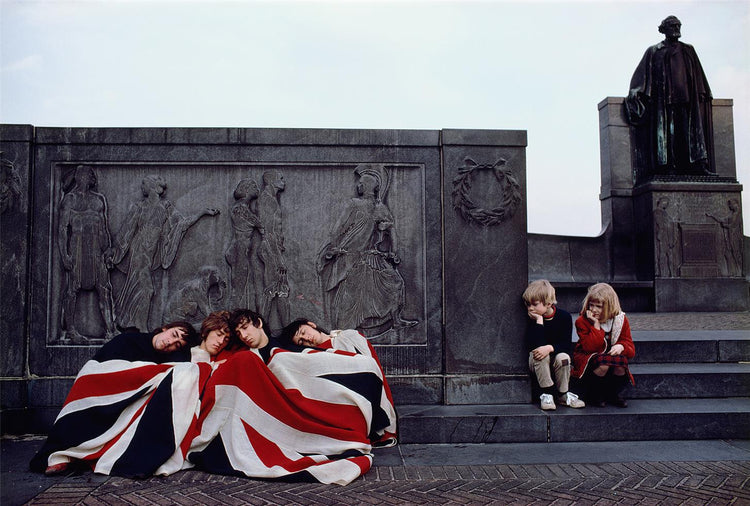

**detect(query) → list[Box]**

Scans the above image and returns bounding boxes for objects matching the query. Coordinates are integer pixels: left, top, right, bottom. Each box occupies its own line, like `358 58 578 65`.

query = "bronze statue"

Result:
625 16 714 180
58 165 117 342
109 175 219 331
257 170 290 330
317 164 417 339
225 178 264 311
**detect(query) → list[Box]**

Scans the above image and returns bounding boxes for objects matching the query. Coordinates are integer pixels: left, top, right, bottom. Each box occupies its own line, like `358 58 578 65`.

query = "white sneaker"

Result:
558 391 585 408
540 393 556 410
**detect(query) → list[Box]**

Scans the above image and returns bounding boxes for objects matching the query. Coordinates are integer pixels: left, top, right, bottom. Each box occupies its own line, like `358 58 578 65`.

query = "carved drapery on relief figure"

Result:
163 265 225 328
109 175 219 332
706 199 743 277
317 164 418 342
257 170 290 330
452 158 521 226
654 197 678 277
225 178 264 311
1 154 21 215
58 165 117 342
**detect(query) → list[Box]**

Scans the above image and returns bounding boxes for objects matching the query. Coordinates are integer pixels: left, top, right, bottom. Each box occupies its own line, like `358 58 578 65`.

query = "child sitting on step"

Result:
573 283 635 407
523 279 585 411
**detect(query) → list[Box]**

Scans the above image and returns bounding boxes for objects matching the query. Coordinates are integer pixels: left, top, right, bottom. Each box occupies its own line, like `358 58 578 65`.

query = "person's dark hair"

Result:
151 321 200 347
201 310 231 341
225 309 265 349
277 318 330 348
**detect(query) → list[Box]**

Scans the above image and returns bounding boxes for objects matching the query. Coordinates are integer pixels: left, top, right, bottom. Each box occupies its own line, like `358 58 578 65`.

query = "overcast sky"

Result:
2 0 748 237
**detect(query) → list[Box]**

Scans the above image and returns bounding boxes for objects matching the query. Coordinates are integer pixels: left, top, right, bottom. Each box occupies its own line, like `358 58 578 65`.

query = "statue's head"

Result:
73 164 97 190
234 178 260 200
658 16 681 40
141 175 166 197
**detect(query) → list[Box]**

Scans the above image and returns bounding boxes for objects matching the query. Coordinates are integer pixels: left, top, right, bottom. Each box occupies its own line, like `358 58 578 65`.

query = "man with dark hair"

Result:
93 321 199 363
31 321 200 477
625 15 714 179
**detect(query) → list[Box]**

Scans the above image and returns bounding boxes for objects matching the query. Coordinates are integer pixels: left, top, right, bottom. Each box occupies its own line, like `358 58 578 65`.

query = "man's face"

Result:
235 319 268 349
293 323 327 347
152 327 188 353
201 327 229 356
662 20 681 40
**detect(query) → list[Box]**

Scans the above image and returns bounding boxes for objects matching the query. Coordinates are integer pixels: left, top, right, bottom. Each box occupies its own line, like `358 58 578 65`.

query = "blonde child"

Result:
572 283 636 407
523 280 584 410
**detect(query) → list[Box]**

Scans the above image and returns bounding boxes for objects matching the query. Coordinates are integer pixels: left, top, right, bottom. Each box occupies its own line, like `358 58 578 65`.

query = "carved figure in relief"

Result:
317 164 417 340
706 199 742 276
58 165 117 342
625 16 714 179
654 197 678 277
163 265 225 328
1 154 21 215
257 170 290 330
109 175 219 331
224 178 264 311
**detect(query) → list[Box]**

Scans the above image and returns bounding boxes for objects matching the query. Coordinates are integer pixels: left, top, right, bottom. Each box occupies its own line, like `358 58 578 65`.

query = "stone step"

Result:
630 330 750 363
628 362 750 398
397 398 750 444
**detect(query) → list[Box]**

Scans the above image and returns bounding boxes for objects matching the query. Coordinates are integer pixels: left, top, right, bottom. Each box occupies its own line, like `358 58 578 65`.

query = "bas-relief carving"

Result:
163 265 225 328
654 197 678 277
58 165 116 343
47 162 425 347
224 178 263 311
652 194 743 279
108 175 220 332
257 171 290 331
317 164 419 344
1 154 22 215
452 158 521 227
706 199 742 277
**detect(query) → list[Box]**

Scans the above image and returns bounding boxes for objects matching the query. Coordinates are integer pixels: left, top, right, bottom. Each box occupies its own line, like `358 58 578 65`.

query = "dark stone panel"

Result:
28 378 76 407
0 125 32 377
445 375 530 405
629 363 750 398
35 127 441 147
443 141 528 377
387 376 443 405
655 278 749 312
0 379 27 409
712 99 737 180
551 408 750 442
399 405 547 444
630 340 717 364
27 129 445 378
719 339 750 362
442 129 527 147
0 408 60 435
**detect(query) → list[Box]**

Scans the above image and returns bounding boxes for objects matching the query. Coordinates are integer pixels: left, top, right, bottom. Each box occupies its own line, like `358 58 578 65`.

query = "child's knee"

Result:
553 353 570 367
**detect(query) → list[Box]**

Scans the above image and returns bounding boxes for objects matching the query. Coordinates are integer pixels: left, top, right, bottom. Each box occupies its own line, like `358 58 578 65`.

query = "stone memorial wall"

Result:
0 125 529 431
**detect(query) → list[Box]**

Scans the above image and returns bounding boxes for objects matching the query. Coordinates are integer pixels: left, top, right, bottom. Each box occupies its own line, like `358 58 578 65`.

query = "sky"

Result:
1 0 748 237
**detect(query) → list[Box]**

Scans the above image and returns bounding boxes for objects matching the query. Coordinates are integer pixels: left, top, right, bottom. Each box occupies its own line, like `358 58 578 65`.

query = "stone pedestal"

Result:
634 181 747 311
442 130 529 404
598 97 747 311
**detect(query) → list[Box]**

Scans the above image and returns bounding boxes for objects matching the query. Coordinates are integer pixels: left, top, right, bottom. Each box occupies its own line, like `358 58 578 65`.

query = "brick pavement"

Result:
22 461 750 505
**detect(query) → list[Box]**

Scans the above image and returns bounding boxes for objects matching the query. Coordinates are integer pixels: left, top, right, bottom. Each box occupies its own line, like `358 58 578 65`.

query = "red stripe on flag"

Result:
63 363 172 406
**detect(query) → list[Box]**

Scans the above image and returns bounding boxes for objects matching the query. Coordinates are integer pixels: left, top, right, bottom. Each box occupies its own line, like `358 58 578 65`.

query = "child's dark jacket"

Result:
525 306 573 356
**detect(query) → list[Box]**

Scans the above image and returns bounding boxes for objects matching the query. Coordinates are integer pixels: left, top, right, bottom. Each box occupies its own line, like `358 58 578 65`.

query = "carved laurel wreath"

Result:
451 158 522 227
